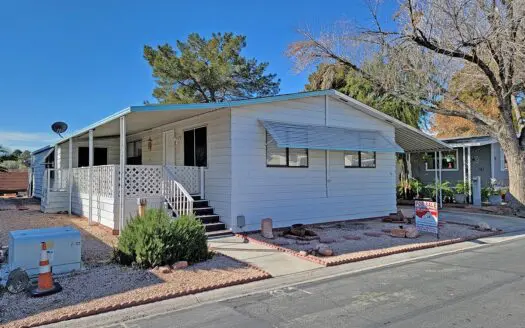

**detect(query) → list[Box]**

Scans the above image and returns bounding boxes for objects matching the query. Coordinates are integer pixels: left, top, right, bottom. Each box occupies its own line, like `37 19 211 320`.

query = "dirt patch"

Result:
1 254 269 327
247 219 500 265
0 198 116 264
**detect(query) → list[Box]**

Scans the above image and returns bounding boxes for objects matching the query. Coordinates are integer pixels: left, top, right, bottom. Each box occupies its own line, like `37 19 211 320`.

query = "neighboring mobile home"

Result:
34 90 449 235
408 136 509 188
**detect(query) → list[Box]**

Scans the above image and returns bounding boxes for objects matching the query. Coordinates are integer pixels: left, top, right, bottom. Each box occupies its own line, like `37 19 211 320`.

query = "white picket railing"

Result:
164 165 203 197
162 167 194 217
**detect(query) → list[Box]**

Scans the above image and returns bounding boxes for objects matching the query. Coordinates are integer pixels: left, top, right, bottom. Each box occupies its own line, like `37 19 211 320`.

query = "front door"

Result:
184 127 207 167
163 130 176 165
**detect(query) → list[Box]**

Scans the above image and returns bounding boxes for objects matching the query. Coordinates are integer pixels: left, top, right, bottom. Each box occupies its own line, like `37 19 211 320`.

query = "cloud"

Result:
0 131 59 151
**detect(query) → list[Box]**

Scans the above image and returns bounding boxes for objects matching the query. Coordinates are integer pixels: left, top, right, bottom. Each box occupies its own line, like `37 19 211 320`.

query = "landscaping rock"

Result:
319 237 336 244
299 250 308 256
315 243 328 250
343 235 361 240
405 226 420 238
296 240 310 245
390 228 406 238
318 247 333 256
291 224 306 237
159 265 172 274
477 222 492 231
172 261 188 270
261 218 274 239
274 240 291 246
364 232 383 237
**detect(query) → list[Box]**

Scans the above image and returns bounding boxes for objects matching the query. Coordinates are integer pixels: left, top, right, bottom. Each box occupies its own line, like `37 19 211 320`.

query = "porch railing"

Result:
162 178 194 217
164 165 203 197
46 168 70 193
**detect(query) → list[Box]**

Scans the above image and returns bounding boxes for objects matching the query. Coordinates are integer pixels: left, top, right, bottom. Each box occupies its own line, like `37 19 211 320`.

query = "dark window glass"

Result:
344 151 376 168
344 151 360 167
265 131 308 168
184 127 207 167
360 151 376 168
78 147 108 167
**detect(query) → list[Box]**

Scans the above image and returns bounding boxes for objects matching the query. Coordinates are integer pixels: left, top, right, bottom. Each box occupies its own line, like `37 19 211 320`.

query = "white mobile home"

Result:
34 90 449 235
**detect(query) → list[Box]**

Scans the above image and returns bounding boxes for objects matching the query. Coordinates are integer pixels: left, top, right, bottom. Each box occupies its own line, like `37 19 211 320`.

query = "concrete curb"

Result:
237 230 504 267
7 254 271 328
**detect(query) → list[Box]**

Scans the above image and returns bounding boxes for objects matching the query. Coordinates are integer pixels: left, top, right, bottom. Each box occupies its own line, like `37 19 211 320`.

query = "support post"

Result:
462 146 466 196
68 138 73 215
199 166 205 199
88 129 94 225
407 153 412 179
438 151 443 208
467 146 472 203
119 116 127 233
434 151 438 203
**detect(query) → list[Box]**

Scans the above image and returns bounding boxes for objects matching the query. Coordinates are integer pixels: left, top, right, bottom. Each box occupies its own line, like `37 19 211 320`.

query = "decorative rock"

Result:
404 226 420 238
299 250 308 256
172 261 188 270
315 243 328 250
261 218 274 239
390 228 406 238
364 232 383 237
274 240 291 246
318 247 333 256
296 240 310 245
159 265 172 274
477 222 492 231
343 235 361 240
290 224 306 237
319 237 336 244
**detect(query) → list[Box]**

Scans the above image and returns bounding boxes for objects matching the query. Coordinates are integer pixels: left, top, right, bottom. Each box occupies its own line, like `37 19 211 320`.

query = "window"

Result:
266 131 308 167
184 127 207 167
344 151 376 168
500 148 508 171
127 140 142 165
78 147 108 167
425 150 458 171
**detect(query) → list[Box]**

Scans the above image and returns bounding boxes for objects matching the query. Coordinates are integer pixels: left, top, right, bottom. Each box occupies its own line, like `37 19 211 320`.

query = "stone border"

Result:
237 230 503 267
6 254 271 328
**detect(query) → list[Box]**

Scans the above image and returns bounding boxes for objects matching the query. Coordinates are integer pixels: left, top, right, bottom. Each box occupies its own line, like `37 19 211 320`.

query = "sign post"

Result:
415 200 439 238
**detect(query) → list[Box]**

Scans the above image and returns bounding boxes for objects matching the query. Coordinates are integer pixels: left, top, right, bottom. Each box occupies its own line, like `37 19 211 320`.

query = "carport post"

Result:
438 151 443 208
68 138 73 215
434 152 438 204
88 129 94 225
467 146 472 203
119 115 127 234
462 146 467 198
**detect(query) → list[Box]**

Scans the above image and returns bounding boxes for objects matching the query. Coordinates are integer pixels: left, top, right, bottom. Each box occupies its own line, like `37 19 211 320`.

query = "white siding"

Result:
230 96 397 231
31 149 51 198
71 193 117 229
137 109 232 224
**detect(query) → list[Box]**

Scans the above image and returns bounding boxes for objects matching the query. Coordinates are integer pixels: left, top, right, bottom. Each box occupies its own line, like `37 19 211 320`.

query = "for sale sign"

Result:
415 200 439 236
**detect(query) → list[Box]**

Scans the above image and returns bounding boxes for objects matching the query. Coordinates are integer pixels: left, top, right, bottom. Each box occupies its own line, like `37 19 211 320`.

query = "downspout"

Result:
119 115 127 234
434 151 438 203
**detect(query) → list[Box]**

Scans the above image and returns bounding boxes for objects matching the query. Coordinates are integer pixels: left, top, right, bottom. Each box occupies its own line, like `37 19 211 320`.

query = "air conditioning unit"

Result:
8 226 81 277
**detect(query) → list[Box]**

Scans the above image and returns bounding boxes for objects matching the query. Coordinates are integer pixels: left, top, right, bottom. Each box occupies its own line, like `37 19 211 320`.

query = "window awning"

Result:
260 120 404 153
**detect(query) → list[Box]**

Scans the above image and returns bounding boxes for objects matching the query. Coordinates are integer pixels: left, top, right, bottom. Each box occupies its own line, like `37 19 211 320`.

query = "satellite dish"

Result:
51 122 68 138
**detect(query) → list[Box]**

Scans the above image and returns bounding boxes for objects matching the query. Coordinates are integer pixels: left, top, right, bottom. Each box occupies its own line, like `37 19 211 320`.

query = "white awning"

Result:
260 120 404 153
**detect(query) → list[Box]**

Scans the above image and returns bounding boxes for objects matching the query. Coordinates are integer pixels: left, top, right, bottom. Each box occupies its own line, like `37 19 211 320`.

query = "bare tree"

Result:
288 0 525 210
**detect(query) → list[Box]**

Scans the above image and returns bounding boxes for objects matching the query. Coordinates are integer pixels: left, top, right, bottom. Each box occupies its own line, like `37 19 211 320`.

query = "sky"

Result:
0 0 397 151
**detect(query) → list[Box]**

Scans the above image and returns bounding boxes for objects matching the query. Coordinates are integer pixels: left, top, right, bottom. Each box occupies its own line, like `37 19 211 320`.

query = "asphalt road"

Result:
101 236 525 328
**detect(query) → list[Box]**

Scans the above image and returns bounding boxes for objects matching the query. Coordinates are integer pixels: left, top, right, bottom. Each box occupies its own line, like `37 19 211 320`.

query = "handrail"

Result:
162 167 194 217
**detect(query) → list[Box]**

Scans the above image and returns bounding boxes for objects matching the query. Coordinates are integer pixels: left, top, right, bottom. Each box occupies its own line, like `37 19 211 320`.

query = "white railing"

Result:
45 168 70 193
122 165 163 197
164 165 204 197
162 178 194 217
71 167 90 194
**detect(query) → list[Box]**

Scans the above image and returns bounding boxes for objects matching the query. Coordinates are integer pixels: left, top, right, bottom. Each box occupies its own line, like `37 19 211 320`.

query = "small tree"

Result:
288 0 525 211
144 33 280 104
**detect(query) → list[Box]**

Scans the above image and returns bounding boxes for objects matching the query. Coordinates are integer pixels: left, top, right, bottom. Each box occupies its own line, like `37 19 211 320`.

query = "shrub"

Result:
115 209 209 268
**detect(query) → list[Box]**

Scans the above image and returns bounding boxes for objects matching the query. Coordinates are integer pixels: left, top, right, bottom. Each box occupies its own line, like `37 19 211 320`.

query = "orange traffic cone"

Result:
29 242 62 297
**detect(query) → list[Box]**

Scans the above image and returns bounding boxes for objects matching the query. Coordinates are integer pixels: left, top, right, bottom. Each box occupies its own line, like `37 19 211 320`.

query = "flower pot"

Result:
488 195 501 206
454 194 466 204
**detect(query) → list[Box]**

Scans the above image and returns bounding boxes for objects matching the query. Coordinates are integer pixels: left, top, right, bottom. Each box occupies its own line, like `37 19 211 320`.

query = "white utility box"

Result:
8 226 81 277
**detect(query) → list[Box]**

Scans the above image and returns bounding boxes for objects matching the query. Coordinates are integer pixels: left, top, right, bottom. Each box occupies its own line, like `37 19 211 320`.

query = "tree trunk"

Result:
499 138 525 213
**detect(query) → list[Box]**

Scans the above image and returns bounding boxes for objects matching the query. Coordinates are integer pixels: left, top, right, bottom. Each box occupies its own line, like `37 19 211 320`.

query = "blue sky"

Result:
0 0 396 151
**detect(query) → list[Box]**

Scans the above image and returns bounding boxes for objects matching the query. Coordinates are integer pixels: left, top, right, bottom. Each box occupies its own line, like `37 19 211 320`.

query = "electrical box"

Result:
8 226 81 277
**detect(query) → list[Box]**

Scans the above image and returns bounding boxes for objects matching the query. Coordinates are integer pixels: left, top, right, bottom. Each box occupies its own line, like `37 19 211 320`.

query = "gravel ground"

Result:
0 198 269 327
0 255 265 326
0 198 117 263
249 219 493 256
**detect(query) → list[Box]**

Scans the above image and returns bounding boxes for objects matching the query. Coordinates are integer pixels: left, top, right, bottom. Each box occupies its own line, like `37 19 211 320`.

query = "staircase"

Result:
169 194 232 238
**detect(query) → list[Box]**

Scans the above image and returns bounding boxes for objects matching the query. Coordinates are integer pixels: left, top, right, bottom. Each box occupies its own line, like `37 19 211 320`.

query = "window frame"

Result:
126 140 142 165
344 151 376 168
500 147 508 171
425 149 460 172
265 131 309 168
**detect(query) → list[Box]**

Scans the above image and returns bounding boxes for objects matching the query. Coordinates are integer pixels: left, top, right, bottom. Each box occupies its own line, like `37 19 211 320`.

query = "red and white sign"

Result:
415 200 439 235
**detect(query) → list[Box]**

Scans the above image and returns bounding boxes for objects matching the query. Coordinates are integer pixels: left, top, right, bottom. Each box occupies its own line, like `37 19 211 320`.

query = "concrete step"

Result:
206 229 234 239
203 222 227 232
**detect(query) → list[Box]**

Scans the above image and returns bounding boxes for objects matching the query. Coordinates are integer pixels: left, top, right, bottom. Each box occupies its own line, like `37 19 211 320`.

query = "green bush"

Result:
114 209 209 268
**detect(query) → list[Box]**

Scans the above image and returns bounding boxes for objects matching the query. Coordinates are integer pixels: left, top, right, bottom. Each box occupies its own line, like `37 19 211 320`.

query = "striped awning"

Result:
260 120 404 153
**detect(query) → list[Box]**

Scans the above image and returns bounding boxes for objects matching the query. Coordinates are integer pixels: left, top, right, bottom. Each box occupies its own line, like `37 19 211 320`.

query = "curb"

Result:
8 254 271 328
237 230 504 267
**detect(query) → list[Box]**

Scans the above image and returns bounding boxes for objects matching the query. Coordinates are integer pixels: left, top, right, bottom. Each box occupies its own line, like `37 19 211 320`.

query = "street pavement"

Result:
95 235 525 328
